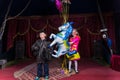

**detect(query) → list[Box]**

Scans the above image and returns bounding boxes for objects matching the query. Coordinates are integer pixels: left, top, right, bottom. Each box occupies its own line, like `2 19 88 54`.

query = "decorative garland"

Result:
8 16 103 54
30 20 48 32
10 19 102 42
13 19 30 40
87 28 101 35
48 24 58 31
76 24 85 30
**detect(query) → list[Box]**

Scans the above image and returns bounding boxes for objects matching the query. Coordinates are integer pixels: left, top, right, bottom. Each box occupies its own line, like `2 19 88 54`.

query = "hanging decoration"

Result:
49 22 73 74
49 22 73 58
62 0 71 4
55 0 71 23
55 0 63 13
54 0 72 74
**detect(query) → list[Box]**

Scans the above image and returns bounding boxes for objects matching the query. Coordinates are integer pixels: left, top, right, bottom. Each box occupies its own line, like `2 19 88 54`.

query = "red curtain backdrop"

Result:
7 20 17 50
5 14 116 58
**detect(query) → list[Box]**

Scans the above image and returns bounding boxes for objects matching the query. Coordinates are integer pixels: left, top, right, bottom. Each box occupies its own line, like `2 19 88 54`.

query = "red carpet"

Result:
0 58 120 80
60 59 120 80
14 58 70 80
0 59 34 80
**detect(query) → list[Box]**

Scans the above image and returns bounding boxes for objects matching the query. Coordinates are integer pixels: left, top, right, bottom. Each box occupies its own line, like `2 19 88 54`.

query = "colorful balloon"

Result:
55 0 63 12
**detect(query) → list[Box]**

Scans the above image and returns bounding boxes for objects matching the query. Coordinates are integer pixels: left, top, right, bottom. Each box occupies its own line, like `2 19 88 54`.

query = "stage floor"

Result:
0 58 120 80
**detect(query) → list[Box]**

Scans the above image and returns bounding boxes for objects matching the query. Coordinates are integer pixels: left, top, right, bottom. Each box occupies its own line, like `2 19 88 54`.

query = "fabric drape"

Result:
5 14 116 58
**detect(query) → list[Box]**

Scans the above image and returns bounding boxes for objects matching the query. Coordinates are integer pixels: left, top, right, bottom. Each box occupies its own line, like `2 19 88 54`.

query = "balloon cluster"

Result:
55 0 63 12
53 0 71 12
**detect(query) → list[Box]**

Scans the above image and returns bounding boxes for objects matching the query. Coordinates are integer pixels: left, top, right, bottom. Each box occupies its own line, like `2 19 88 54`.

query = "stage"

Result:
0 58 120 80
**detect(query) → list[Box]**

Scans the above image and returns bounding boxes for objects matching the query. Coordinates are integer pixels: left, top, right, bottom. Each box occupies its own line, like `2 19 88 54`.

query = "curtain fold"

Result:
7 20 17 50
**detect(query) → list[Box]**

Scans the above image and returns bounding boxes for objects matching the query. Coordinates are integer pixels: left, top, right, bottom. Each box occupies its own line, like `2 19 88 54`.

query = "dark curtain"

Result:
4 14 116 58
7 20 17 50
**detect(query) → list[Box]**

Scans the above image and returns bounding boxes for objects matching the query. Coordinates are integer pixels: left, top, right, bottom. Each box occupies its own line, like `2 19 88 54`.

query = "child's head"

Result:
39 31 47 40
72 29 79 36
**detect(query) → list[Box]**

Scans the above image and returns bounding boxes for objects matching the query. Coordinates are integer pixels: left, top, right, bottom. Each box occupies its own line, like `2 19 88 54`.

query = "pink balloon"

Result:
55 0 63 12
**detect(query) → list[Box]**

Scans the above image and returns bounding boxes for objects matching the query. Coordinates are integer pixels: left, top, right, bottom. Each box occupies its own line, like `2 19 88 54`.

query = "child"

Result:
66 29 81 73
32 31 52 80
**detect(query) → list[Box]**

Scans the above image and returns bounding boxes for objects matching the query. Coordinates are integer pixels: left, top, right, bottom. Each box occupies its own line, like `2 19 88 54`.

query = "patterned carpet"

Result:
14 58 73 80
14 58 120 80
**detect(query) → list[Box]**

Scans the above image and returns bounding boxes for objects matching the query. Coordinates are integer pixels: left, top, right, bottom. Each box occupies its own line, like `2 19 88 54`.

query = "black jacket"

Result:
31 39 52 63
